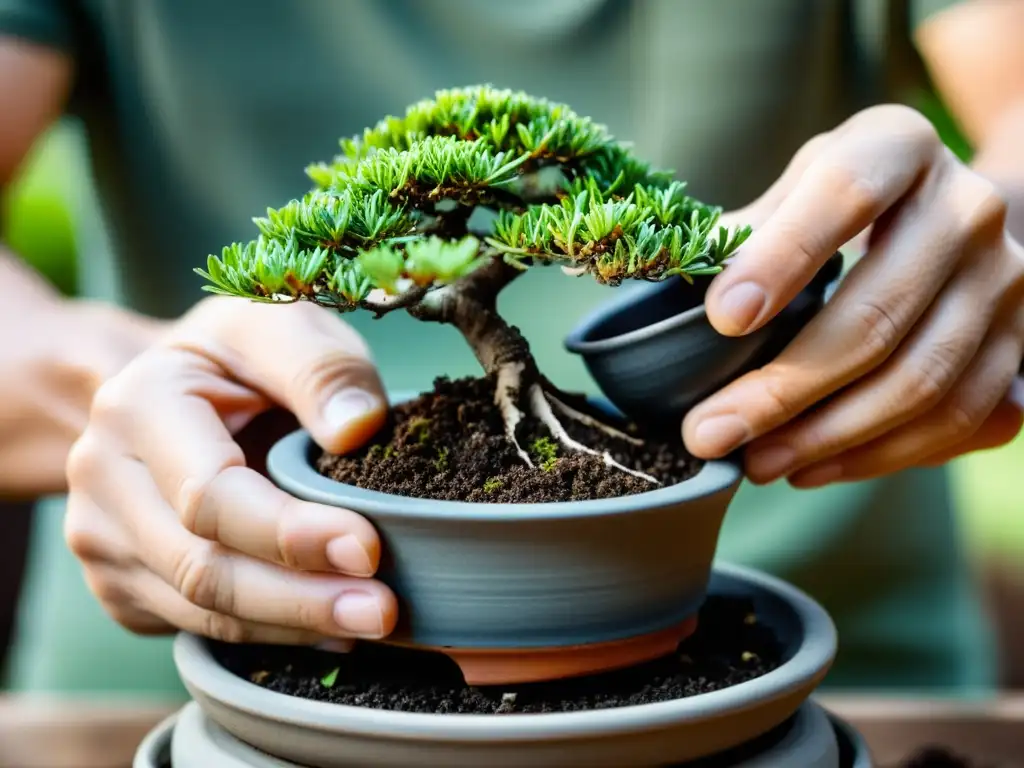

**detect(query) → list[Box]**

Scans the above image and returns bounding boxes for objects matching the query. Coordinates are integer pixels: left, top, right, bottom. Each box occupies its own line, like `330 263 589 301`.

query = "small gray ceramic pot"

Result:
267 419 742 684
564 252 844 432
173 564 839 767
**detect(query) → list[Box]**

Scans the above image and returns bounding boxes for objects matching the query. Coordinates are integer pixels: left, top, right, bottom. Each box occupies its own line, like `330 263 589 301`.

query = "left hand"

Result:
682 105 1024 488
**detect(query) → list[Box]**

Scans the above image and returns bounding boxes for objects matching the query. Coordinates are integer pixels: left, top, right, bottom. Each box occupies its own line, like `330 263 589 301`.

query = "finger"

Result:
721 132 835 230
169 299 388 453
113 458 398 639
90 348 382 576
705 105 941 336
683 161 1005 459
743 248 1008 483
788 319 1024 487
128 565 338 646
917 395 1023 466
182 465 380 576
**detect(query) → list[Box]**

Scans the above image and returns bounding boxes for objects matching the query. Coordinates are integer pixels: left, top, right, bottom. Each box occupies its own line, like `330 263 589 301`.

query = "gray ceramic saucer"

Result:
136 705 875 767
173 563 838 767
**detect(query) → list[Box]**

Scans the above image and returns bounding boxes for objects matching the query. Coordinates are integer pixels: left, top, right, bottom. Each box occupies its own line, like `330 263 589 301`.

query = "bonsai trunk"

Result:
410 258 657 483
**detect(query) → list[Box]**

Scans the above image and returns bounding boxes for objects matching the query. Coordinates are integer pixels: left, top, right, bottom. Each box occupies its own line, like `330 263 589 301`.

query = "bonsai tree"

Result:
197 86 750 484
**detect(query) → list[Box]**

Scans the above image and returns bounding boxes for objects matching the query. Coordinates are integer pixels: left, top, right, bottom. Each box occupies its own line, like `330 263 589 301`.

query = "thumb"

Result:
184 298 388 454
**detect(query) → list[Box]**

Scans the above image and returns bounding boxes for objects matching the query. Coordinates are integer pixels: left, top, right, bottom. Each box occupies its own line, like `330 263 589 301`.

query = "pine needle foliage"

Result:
197 85 751 308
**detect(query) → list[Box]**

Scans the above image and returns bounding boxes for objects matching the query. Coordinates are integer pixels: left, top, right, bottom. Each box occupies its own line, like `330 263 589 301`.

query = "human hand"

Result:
682 105 1024 487
0 295 166 499
64 297 399 645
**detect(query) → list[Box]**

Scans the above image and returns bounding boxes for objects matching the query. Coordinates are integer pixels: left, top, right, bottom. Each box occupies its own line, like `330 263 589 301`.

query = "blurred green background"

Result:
1 98 1021 564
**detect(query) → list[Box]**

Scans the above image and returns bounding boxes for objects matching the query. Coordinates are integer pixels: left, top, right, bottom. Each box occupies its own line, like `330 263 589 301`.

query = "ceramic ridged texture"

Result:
267 428 742 650
565 252 843 431
172 564 839 767
166 699 852 768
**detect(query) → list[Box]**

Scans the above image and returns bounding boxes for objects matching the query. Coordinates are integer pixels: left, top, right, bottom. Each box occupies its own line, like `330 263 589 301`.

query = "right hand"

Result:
64 297 400 646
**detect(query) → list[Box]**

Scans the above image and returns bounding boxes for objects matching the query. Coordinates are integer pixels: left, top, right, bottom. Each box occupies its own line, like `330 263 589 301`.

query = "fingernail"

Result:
747 445 796 481
791 462 843 488
716 282 767 334
324 388 381 433
315 638 356 653
326 534 375 577
692 415 750 456
334 590 385 637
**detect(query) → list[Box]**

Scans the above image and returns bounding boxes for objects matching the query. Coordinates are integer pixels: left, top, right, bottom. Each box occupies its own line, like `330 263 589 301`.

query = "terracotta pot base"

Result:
397 615 699 686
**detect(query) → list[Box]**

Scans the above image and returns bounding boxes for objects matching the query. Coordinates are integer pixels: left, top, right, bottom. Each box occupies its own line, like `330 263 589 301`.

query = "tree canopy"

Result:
196 85 751 311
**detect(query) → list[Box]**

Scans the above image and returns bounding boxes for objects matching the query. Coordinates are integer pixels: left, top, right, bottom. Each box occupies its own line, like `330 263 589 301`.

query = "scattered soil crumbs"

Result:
316 376 701 503
216 596 780 714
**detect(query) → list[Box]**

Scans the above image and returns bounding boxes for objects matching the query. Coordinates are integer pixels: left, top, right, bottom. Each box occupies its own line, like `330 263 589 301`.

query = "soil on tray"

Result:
316 376 701 503
216 596 780 714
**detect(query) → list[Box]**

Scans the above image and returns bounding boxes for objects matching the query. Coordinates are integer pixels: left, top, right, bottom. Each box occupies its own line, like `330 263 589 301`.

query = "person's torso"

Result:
10 0 989 695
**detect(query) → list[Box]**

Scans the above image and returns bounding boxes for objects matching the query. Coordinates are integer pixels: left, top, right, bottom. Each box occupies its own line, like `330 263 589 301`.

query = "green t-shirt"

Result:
0 0 994 698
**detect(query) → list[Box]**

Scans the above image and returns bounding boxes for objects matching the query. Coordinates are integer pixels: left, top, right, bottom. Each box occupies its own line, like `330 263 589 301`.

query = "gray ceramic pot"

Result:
267 423 742 683
173 563 839 767
564 252 844 431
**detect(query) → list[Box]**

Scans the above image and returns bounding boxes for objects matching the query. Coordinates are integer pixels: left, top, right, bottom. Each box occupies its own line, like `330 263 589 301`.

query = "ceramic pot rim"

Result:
174 563 837 743
267 429 742 521
563 290 709 355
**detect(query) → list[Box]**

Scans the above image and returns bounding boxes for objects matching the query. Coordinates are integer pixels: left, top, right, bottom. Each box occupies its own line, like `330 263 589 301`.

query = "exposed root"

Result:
543 390 644 446
495 363 533 468
527 384 659 485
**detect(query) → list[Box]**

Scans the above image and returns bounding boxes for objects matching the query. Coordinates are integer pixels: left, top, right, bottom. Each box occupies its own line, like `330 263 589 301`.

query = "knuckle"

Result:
961 177 1009 243
200 612 252 644
942 400 979 442
753 370 802 422
902 352 957 410
811 163 883 223
275 502 308 570
862 104 939 146
289 351 376 404
65 433 105 491
173 542 232 614
850 299 902 363
83 568 131 609
176 458 245 537
293 599 325 632
88 375 131 424
64 504 104 563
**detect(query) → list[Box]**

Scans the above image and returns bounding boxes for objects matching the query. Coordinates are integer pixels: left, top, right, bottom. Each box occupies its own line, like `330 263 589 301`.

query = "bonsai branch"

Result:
360 286 430 318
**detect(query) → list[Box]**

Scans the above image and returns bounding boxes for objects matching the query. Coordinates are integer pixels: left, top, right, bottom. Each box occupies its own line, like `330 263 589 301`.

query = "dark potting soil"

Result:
316 376 701 503
216 596 779 714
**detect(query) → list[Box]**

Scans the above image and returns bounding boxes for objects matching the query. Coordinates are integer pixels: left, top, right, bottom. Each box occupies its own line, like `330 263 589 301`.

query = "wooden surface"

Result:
0 694 1021 768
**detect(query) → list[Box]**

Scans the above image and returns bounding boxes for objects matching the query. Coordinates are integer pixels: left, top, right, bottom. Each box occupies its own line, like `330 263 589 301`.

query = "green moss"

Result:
408 416 432 444
434 446 450 472
482 477 503 494
530 437 559 472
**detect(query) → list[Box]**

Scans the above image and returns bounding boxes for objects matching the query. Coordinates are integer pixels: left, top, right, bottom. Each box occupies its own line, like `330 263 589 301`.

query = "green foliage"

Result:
530 437 559 472
482 477 503 494
489 179 749 284
197 85 750 308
